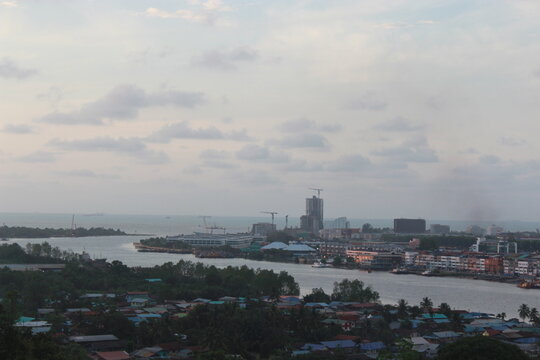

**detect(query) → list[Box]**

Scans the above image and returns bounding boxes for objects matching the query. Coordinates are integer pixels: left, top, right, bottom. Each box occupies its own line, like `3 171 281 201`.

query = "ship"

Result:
518 280 540 289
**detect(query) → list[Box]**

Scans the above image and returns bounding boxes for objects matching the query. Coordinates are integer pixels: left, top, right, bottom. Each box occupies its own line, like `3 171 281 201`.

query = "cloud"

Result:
479 155 501 164
38 85 205 125
49 137 169 164
0 58 37 79
148 121 250 143
345 92 387 111
2 124 33 134
192 46 259 70
142 0 231 26
199 149 236 168
278 118 341 133
235 144 290 163
498 136 526 147
17 151 56 163
1 1 17 8
374 117 424 132
326 154 372 172
372 137 438 163
271 133 329 149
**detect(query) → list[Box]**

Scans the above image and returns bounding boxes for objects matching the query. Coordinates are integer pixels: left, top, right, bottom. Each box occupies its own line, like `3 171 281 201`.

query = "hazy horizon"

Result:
1 1 540 221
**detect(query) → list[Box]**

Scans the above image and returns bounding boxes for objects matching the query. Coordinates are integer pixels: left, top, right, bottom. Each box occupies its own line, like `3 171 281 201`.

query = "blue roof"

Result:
515 337 539 344
305 302 329 307
138 314 161 318
145 278 162 282
321 340 356 349
421 313 447 319
434 319 450 324
360 341 385 351
301 343 327 351
464 325 485 333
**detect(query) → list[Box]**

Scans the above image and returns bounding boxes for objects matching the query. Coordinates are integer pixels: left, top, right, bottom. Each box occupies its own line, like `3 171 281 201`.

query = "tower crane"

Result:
309 187 323 198
261 211 278 225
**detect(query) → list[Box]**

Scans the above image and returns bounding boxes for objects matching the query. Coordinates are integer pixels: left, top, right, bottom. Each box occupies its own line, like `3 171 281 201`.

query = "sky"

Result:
1 0 540 221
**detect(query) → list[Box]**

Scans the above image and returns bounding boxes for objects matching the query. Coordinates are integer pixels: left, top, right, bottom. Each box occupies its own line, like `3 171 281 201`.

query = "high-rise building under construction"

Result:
301 195 324 234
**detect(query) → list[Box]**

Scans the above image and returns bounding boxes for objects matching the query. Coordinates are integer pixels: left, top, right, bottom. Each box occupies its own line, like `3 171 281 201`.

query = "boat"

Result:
391 267 410 275
421 269 435 276
518 280 539 289
312 262 332 268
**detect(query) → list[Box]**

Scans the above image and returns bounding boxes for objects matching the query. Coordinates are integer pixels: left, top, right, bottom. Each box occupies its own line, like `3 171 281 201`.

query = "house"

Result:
69 335 124 352
95 351 131 360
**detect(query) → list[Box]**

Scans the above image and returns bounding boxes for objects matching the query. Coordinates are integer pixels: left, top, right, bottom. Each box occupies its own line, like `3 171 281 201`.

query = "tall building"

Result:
251 222 276 236
430 224 450 234
394 218 426 234
324 217 350 229
301 195 324 234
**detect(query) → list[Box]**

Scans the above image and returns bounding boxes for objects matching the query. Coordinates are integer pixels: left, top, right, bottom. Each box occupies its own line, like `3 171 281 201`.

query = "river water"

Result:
5 235 540 319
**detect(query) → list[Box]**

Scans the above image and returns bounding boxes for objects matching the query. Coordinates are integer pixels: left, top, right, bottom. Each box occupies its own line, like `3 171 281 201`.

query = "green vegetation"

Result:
303 280 379 303
437 336 528 360
0 225 126 238
0 242 82 264
380 234 477 250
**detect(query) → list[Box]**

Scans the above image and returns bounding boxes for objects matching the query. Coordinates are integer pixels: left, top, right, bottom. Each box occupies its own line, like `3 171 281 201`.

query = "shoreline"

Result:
132 242 536 288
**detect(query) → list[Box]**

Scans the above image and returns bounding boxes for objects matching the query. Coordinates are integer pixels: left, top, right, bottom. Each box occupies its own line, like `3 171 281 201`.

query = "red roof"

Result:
96 351 130 360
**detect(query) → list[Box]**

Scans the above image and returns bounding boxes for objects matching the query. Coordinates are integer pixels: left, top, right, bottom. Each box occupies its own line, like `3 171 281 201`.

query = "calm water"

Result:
6 234 540 319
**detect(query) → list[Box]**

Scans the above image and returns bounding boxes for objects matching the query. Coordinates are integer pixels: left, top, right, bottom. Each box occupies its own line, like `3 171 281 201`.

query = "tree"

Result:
420 297 433 312
518 304 530 322
362 223 374 233
332 256 343 267
438 336 528 360
303 288 331 303
439 302 452 317
397 299 408 318
529 307 539 325
331 279 379 302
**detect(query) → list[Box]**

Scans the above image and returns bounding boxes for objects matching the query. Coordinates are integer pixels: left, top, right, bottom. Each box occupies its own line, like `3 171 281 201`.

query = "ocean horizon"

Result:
1 211 540 236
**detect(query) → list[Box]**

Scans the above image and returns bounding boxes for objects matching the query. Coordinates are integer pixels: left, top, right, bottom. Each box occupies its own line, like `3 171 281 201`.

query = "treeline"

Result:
381 234 477 249
0 225 126 238
0 242 81 264
0 243 300 313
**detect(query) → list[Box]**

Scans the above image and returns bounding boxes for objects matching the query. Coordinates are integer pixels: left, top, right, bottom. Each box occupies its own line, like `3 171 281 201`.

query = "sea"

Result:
1 212 540 319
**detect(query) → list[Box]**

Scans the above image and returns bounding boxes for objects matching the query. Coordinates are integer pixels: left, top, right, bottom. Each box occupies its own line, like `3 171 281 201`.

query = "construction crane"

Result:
198 216 212 227
309 187 323 198
261 211 278 225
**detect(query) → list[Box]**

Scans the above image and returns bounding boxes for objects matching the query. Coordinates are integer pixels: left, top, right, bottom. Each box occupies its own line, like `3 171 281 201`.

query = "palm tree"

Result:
496 312 506 321
529 307 539 325
397 299 408 318
420 297 433 312
518 304 530 322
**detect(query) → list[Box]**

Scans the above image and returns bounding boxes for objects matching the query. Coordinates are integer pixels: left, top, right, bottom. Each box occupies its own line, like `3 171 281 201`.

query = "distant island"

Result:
0 225 127 238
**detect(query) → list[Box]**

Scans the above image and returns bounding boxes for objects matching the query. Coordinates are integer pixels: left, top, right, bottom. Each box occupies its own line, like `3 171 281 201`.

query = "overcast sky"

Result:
1 0 540 221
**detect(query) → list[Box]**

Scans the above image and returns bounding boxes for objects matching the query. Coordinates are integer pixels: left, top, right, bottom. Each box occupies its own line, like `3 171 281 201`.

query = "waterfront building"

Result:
251 222 276 236
167 232 253 249
345 249 402 270
393 218 426 234
470 237 517 254
430 224 450 234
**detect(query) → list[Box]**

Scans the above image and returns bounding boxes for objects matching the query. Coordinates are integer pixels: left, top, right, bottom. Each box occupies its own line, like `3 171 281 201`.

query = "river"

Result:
5 235 540 319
